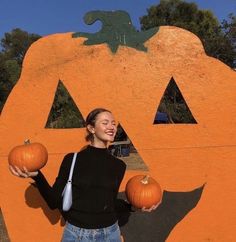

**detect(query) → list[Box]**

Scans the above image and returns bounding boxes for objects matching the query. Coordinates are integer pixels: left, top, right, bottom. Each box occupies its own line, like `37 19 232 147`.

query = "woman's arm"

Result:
33 153 74 209
9 153 74 210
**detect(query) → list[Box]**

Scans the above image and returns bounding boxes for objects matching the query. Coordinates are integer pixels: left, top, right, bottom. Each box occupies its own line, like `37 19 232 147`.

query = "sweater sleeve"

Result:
32 153 73 210
115 161 126 195
114 161 132 212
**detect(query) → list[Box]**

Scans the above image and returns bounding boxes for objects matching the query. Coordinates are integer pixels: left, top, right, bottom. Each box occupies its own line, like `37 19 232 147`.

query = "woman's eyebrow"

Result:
100 119 116 123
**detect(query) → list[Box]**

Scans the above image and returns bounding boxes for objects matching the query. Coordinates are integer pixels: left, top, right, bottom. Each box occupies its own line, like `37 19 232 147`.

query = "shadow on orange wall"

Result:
25 183 64 226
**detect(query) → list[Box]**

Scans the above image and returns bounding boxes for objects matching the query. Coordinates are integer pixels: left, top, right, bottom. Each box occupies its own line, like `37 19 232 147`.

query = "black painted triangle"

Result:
0 208 10 242
154 77 197 124
45 80 85 128
109 124 148 171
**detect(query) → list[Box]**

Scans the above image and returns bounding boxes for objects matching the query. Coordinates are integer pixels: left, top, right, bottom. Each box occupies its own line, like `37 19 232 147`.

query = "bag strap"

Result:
68 153 77 182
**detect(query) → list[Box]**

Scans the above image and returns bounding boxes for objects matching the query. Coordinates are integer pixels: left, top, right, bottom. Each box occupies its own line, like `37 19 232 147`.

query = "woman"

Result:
9 108 158 241
9 108 127 241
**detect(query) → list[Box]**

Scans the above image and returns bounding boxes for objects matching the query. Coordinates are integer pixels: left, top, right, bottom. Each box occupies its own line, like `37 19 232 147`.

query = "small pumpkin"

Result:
8 139 48 172
125 175 162 209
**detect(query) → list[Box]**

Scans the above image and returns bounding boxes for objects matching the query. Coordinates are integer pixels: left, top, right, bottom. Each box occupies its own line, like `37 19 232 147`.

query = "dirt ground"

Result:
119 152 148 171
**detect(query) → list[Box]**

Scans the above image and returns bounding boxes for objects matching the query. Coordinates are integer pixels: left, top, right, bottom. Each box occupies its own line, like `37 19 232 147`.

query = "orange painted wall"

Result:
0 26 236 241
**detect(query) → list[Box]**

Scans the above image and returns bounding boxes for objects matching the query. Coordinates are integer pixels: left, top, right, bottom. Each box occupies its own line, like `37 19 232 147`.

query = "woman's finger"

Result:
14 166 28 178
141 207 152 212
23 166 30 176
23 166 38 177
9 165 20 176
141 201 162 212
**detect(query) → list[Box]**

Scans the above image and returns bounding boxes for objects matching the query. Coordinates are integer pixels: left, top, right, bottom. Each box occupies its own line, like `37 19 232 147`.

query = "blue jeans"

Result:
61 221 122 242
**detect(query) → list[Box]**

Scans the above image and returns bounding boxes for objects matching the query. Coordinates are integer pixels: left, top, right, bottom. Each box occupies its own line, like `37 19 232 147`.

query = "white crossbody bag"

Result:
61 152 77 212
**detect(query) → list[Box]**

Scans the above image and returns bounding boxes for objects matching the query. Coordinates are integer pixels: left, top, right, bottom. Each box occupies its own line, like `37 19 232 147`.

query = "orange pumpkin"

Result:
125 175 162 209
8 139 48 172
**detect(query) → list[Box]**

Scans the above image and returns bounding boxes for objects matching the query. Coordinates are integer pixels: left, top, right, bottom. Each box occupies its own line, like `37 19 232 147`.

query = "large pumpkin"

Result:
8 139 48 172
0 10 235 242
125 175 162 209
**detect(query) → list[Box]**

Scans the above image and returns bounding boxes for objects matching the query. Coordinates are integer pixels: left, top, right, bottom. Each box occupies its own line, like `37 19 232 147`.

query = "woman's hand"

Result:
9 165 38 178
141 203 159 212
141 199 162 212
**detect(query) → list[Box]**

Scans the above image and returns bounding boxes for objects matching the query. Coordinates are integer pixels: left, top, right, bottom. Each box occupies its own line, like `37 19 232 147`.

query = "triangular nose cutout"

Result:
109 124 148 171
45 80 85 128
153 77 197 124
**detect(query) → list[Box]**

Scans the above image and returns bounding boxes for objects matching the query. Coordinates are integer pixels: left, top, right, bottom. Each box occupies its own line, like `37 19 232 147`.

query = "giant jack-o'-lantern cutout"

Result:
0 11 236 242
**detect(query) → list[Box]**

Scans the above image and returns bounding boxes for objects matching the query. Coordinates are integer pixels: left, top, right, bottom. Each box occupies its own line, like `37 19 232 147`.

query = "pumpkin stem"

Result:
24 139 30 145
141 175 150 185
72 10 158 53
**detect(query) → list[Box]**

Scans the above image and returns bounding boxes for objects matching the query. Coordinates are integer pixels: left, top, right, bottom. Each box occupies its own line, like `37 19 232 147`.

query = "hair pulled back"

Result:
85 108 111 142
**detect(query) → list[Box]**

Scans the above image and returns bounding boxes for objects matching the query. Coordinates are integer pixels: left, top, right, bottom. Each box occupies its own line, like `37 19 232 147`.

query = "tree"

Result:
1 28 41 64
45 81 85 128
0 29 41 113
220 13 236 67
140 0 236 68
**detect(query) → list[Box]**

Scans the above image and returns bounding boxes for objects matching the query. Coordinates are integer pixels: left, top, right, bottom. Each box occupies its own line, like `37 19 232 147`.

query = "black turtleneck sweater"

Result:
33 145 128 229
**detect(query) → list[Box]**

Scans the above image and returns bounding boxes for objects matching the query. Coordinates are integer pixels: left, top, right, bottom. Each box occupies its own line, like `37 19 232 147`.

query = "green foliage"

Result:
45 81 85 128
0 29 41 113
1 28 40 64
219 13 236 66
158 78 197 123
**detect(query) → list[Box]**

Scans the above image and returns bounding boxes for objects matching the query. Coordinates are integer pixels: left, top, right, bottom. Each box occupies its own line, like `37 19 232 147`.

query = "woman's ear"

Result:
87 125 95 134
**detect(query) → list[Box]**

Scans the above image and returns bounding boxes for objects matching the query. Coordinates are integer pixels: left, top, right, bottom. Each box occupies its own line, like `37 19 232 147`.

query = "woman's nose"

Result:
108 124 114 130
108 123 115 130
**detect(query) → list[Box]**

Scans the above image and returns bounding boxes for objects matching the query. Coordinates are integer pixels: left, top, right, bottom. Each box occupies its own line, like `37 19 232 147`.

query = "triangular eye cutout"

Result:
154 77 197 124
109 124 148 171
45 81 85 128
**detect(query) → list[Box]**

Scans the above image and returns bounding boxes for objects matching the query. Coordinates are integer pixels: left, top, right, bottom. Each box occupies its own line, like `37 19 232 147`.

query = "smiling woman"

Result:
85 108 117 147
8 108 129 241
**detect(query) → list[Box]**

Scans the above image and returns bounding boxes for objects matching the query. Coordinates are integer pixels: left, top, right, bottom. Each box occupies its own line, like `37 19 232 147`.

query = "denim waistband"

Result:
66 220 119 234
62 221 121 242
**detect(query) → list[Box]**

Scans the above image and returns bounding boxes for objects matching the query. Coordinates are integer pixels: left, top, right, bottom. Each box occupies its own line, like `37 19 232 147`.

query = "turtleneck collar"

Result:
87 145 108 152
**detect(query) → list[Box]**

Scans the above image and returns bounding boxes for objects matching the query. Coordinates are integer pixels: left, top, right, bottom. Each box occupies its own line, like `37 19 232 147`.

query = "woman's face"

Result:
88 111 117 145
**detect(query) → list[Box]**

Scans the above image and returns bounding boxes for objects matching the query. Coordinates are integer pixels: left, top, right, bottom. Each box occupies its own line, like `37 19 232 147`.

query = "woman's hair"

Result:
85 108 111 142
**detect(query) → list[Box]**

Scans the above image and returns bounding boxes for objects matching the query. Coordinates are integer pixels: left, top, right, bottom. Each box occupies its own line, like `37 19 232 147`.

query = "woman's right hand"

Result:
9 165 38 178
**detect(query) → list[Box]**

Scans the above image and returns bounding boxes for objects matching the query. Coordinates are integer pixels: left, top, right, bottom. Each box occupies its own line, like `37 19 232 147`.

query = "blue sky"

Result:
0 0 235 38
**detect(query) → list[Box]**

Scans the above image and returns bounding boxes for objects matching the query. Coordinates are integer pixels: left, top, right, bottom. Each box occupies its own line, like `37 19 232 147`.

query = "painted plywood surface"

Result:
0 26 235 241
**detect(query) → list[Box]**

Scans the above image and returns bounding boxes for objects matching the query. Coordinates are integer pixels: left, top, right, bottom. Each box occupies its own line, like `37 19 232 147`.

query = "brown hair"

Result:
85 108 111 142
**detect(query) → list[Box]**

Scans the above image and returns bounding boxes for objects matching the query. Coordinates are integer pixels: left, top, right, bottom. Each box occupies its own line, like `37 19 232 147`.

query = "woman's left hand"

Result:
141 200 162 212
